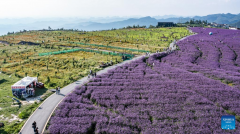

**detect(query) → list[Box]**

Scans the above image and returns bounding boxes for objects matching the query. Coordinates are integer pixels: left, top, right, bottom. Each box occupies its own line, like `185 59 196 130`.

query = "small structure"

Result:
229 27 238 30
11 76 42 98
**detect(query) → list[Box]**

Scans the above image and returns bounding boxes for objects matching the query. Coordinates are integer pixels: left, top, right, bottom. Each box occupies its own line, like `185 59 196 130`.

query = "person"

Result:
31 89 33 96
32 121 36 131
13 92 17 97
94 72 96 77
34 127 39 134
58 86 60 94
56 87 58 95
32 89 35 96
88 74 90 79
90 69 92 75
153 63 154 67
26 88 29 94
29 89 32 96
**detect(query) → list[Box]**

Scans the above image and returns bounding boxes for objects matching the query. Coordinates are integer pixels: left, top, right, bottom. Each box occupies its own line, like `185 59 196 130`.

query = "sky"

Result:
0 0 239 18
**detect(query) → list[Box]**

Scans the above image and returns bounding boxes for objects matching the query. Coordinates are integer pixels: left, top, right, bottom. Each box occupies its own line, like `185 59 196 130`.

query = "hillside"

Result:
0 27 190 133
47 27 240 133
158 13 240 24
231 20 240 28
0 28 189 54
72 16 159 30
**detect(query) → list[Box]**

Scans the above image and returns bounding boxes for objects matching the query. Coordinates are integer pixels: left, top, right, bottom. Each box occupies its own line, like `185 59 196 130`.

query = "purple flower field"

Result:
48 28 240 134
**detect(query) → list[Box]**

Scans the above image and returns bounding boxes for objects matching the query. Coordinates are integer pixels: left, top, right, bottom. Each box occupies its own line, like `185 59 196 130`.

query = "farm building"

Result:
157 22 175 27
229 27 238 30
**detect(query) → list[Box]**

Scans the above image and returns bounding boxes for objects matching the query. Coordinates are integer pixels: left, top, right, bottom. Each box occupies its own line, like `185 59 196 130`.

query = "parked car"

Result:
36 82 44 88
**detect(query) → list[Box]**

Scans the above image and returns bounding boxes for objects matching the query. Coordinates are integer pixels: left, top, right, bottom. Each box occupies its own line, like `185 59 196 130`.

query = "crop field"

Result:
0 27 191 133
0 43 122 85
0 43 122 133
0 28 190 54
48 28 240 133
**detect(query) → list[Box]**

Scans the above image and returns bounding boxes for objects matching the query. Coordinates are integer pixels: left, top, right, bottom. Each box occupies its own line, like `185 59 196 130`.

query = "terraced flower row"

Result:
48 28 240 134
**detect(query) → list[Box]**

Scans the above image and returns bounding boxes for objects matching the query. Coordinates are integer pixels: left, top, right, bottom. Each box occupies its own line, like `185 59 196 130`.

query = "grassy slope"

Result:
0 27 191 133
0 28 189 54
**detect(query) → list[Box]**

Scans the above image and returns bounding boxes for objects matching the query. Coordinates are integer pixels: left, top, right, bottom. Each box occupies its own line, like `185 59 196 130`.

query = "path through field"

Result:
19 33 193 134
19 54 150 134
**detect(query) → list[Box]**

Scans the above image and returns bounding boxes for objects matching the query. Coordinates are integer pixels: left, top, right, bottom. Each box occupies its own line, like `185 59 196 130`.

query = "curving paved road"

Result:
19 33 194 134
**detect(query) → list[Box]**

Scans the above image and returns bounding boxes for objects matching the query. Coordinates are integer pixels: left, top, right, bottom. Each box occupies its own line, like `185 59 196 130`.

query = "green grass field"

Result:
0 27 189 54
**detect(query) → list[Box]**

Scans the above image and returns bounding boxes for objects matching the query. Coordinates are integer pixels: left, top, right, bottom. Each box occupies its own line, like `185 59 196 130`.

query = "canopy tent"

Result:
11 76 38 98
12 76 37 88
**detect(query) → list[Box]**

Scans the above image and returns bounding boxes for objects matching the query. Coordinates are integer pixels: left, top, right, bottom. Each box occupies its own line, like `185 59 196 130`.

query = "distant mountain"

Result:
194 13 240 24
63 16 159 30
157 13 240 24
231 21 240 28
1 13 240 36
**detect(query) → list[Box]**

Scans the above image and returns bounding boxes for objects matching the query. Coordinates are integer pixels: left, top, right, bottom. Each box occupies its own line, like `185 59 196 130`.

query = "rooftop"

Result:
12 76 37 87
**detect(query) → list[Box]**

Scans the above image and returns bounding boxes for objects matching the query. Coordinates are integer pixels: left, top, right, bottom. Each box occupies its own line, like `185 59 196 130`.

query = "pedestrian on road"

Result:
34 127 39 134
32 121 36 130
58 86 60 94
56 87 58 95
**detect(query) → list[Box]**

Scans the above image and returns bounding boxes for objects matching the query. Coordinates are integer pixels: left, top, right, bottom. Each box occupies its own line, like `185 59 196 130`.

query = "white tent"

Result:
12 76 38 98
12 76 37 90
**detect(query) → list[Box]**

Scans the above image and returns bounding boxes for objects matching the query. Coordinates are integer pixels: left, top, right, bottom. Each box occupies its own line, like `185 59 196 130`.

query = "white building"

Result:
229 27 238 30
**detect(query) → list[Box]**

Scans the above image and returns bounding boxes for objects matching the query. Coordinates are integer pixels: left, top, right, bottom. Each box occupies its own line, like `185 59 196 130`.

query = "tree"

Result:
46 76 50 83
149 25 155 28
190 19 194 24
